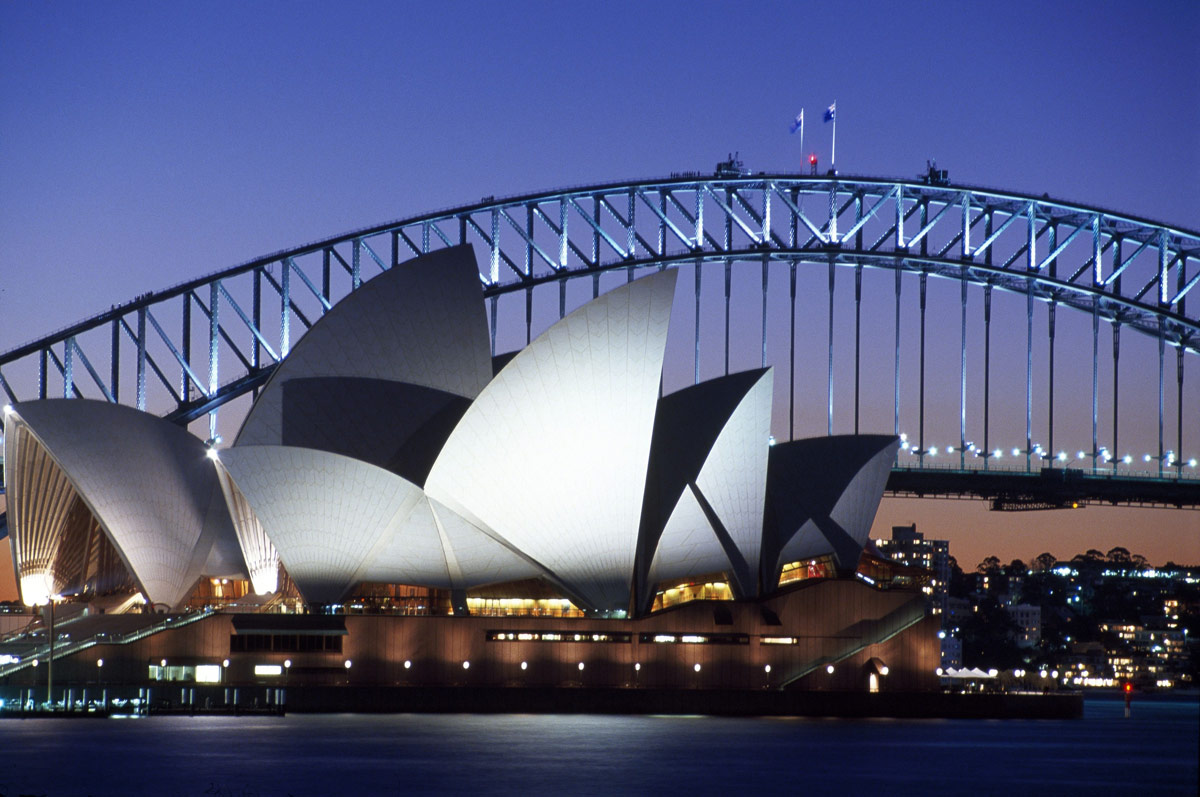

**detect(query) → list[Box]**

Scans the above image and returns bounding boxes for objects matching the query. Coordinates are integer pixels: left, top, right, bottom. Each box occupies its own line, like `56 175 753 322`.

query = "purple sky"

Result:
1 1 1197 580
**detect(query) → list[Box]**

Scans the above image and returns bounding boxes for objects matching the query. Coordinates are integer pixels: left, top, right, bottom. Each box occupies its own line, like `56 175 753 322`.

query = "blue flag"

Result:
789 109 804 134
824 102 836 122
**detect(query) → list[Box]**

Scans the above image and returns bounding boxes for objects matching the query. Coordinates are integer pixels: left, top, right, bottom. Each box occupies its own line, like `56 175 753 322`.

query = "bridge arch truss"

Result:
1 174 1197 486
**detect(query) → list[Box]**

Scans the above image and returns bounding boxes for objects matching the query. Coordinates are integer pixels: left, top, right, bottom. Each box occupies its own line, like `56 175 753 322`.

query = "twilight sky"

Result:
0 1 1196 594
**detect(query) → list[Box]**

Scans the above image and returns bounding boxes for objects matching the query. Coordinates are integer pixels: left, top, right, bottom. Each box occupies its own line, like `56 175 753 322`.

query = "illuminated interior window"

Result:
148 664 194 682
466 579 584 617
638 632 749 645
778 555 836 586
466 597 583 618
344 583 450 616
195 664 223 683
649 574 734 612
486 630 632 643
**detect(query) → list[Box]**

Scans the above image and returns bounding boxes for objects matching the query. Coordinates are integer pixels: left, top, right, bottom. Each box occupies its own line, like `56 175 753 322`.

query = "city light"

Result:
462 661 469 669
404 660 412 669
825 664 835 674
693 663 701 672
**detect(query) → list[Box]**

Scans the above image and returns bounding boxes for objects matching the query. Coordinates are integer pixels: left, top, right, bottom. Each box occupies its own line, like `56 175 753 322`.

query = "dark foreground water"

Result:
0 697 1195 796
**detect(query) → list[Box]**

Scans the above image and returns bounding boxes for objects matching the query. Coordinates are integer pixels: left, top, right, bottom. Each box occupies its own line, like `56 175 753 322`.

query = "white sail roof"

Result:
4 400 244 609
218 445 543 604
425 268 679 611
641 369 772 601
236 244 492 455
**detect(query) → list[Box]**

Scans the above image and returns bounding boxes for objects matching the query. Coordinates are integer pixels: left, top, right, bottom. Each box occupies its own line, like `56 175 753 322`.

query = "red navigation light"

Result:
1123 682 1133 693
808 153 818 165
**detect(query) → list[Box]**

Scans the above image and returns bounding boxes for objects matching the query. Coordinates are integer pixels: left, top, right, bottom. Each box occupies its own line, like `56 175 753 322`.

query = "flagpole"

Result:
831 100 837 170
800 113 804 170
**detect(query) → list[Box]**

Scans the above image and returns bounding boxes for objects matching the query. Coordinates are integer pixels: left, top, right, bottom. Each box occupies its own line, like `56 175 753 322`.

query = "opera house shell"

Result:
2 245 938 695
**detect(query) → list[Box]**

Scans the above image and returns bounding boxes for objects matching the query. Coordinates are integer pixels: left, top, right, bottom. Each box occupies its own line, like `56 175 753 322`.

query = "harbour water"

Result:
0 696 1194 795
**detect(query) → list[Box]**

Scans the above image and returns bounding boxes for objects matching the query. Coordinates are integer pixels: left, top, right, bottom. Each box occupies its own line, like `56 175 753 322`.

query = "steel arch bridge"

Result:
1 172 1198 508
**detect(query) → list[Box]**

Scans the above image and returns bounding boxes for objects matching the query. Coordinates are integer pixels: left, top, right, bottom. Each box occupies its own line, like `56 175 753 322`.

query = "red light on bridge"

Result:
808 153 817 165
1123 682 1133 693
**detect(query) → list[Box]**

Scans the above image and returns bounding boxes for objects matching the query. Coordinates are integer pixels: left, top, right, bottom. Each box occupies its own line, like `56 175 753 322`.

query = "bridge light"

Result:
1122 455 1132 465
993 449 1003 459
928 446 937 456
206 447 219 461
900 433 907 442
1143 454 1152 463
768 434 776 446
1077 451 1086 461
1188 459 1197 468
1012 448 1021 457
2 404 12 416
946 445 955 454
809 153 818 165
1057 451 1067 462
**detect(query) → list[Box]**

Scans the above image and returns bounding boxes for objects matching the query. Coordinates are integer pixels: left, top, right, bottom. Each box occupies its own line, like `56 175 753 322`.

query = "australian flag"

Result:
789 109 804 134
824 102 836 122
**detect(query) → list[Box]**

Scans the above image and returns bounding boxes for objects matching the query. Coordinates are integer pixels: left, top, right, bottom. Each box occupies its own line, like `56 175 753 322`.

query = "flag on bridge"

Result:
789 109 804 135
824 102 836 122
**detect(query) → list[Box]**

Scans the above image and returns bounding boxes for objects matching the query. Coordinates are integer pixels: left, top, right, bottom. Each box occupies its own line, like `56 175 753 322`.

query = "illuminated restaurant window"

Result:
649 575 735 612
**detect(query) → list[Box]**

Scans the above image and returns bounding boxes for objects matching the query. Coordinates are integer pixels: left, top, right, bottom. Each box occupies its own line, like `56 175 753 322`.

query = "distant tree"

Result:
1032 552 1058 572
1106 546 1131 564
1085 549 1105 561
977 555 1002 574
947 557 970 599
1007 558 1027 576
1130 553 1149 570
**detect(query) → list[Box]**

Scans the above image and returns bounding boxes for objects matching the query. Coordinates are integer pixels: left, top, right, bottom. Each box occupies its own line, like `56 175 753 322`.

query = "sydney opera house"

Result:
1 246 938 697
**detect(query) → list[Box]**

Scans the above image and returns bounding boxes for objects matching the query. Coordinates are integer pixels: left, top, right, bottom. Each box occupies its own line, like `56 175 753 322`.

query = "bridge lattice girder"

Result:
0 174 1197 443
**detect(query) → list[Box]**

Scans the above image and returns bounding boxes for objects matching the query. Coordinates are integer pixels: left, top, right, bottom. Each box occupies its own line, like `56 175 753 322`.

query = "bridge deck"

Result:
886 467 1200 510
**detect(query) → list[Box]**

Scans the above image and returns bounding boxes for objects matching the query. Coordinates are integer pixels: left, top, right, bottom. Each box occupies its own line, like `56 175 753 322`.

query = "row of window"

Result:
485 630 759 645
229 634 343 653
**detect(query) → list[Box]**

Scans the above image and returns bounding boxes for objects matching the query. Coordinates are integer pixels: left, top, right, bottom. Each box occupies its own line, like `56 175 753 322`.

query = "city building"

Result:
1005 603 1042 648
875 524 950 615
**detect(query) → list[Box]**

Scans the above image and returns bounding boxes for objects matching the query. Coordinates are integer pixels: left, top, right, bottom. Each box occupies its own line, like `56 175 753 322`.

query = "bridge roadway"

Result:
886 466 1200 510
